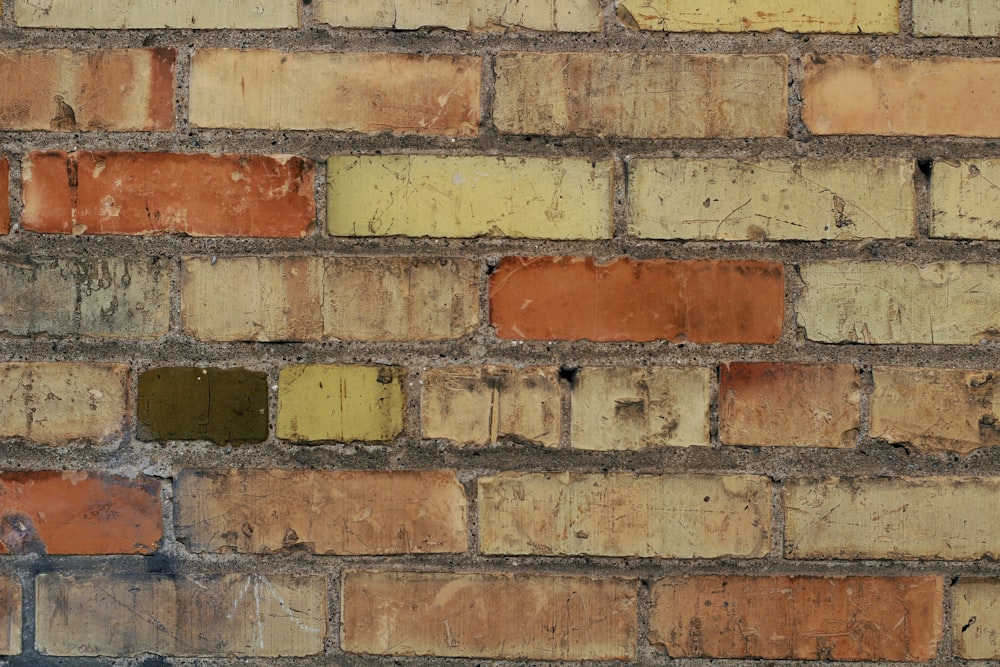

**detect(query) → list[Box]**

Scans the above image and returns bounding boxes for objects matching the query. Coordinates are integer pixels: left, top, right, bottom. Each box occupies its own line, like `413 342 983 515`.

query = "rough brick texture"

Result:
15 0 299 28
954 579 1000 659
0 578 20 656
0 156 8 234
316 0 602 31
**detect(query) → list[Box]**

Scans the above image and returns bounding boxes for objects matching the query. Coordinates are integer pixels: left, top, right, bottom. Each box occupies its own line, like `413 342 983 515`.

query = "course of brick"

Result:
1 0 1000 664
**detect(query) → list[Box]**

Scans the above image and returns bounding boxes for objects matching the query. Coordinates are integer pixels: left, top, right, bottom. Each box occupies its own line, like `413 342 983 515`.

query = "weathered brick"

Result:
276 365 404 442
342 571 636 660
0 578 20 655
175 469 466 554
785 477 1000 559
36 573 326 657
629 158 916 241
0 471 161 555
0 49 174 131
0 363 127 444
479 473 771 557
930 159 1000 239
914 0 1000 36
796 261 1000 344
0 156 8 234
316 0 600 31
719 363 861 448
490 257 784 343
190 50 480 135
494 52 787 138
570 366 711 449
954 580 1000 659
15 0 298 28
328 155 612 239
650 576 941 661
22 151 315 237
803 55 1000 136
138 367 268 444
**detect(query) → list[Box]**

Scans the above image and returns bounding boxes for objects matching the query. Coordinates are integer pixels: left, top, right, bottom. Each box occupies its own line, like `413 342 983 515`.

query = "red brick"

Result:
489 256 784 343
0 156 8 234
22 151 315 237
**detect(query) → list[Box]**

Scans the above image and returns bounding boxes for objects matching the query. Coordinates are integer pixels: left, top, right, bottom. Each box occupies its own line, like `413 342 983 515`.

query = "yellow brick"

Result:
0 578 20 655
954 580 1000 659
14 0 298 28
277 365 404 442
35 573 326 657
316 0 601 31
931 160 1000 239
570 367 710 450
796 262 1000 344
915 0 1000 36
479 473 771 557
494 53 787 138
421 366 561 446
618 0 897 33
630 158 915 241
328 155 612 239
785 477 1000 559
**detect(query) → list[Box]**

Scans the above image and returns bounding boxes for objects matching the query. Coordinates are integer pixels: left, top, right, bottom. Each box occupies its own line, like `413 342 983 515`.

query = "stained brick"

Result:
0 156 8 234
930 159 1000 239
954 580 1000 659
316 0 601 31
0 578 20 655
15 0 299 28
914 0 1000 36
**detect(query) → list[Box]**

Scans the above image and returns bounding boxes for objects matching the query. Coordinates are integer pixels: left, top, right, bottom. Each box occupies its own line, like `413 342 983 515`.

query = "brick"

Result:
276 365 404 442
421 366 560 446
0 363 127 444
618 0 898 33
190 50 480 135
629 158 916 241
327 155 612 239
0 578 20 655
570 366 711 450
0 471 160 555
479 473 771 557
930 159 1000 239
719 363 861 448
494 53 787 138
15 0 299 28
0 156 8 234
22 151 315 237
342 571 636 660
0 49 174 131
954 580 1000 659
796 261 1000 344
316 0 600 31
490 257 784 343
137 367 268 444
650 576 941 661
175 469 466 554
914 0 1000 36
785 477 1000 559
36 573 326 657
803 55 1000 137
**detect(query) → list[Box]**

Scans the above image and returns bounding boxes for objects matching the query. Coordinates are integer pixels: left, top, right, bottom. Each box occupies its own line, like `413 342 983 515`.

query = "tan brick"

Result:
36 573 326 657
619 0 897 33
629 158 916 241
190 50 480 135
796 261 1000 344
570 366 710 450
479 473 771 557
494 52 787 138
0 578 20 655
328 155 612 239
915 0 1000 36
176 469 465 554
785 477 1000 559
930 159 1000 239
954 580 1000 659
14 0 298 28
0 156 9 234
317 0 600 31
421 366 560 446
342 571 636 660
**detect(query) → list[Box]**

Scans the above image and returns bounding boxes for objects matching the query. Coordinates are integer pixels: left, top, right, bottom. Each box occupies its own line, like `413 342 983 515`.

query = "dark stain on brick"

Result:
0 512 46 555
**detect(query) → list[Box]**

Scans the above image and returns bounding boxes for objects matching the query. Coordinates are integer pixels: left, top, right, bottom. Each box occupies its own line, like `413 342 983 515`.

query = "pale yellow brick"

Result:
479 473 771 557
785 477 1000 559
14 0 298 28
328 155 612 239
931 160 1000 239
915 0 1000 36
630 158 915 241
796 262 1000 344
316 0 601 31
954 580 1000 659
570 367 710 450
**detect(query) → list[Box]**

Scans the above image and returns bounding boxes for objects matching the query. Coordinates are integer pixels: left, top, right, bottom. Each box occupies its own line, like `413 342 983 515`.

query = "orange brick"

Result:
22 151 314 237
0 578 20 655
0 156 8 234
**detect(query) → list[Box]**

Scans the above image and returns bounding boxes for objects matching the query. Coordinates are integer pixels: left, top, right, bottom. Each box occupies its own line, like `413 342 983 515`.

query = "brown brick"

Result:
0 578 20 655
650 576 942 661
0 156 8 234
342 571 636 660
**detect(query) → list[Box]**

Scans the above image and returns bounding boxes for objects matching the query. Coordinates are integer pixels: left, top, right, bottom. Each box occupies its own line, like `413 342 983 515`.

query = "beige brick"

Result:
930 159 1000 239
785 477 1000 559
0 578 20 655
494 53 787 138
328 155 612 239
570 366 710 450
421 366 560 446
479 473 771 557
0 363 127 444
342 571 636 660
14 0 299 28
190 50 480 135
629 158 915 241
954 580 1000 659
176 469 466 554
36 573 326 657
619 0 898 33
915 0 1000 36
796 261 1000 344
316 0 601 31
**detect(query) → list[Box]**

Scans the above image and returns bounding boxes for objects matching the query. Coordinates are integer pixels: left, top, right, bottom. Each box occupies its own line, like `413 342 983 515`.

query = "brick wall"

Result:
1 0 999 663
